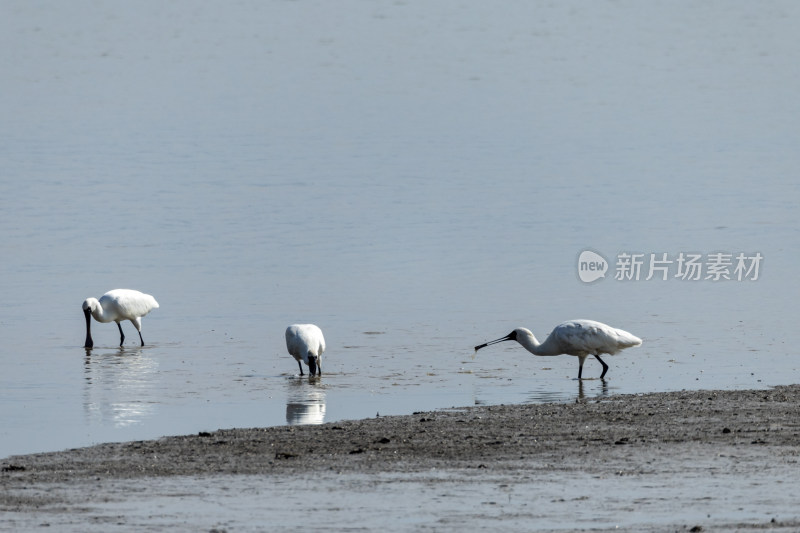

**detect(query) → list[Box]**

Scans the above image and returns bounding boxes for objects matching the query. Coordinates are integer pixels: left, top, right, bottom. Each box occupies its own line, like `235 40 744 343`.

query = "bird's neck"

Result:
516 330 544 355
517 330 561 356
88 301 111 323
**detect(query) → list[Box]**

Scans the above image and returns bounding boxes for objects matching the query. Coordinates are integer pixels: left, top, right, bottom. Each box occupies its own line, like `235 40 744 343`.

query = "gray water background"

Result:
1 1 798 459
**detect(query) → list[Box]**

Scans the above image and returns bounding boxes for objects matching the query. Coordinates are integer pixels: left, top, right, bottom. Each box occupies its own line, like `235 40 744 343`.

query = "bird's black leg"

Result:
595 354 609 379
138 331 145 347
297 360 304 376
117 322 125 346
578 361 583 380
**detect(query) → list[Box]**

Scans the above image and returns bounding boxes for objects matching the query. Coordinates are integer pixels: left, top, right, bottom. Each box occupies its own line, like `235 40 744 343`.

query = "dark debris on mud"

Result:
3 385 800 484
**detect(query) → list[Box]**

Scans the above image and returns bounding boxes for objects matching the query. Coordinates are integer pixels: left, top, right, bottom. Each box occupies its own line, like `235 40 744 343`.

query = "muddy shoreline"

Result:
3 385 800 531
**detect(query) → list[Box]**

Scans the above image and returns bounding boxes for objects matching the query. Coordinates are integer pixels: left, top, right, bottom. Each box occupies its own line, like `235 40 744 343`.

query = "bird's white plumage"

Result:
285 324 326 376
475 319 641 379
83 289 159 348
537 320 641 357
84 289 159 324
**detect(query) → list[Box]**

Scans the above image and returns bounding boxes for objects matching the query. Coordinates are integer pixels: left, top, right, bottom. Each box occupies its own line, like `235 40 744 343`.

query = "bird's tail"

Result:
616 329 642 348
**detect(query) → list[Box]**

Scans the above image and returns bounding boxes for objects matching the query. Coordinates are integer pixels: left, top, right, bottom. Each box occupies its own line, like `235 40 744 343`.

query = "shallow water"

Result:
1 0 799 459
4 463 796 532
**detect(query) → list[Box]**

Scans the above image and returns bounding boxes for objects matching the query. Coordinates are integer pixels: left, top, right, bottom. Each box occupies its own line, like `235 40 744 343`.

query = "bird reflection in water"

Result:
83 347 159 428
521 379 609 405
285 378 327 425
577 378 609 401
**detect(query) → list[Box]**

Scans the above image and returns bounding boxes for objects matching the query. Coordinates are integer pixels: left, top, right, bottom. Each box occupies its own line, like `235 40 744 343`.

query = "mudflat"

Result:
3 385 800 532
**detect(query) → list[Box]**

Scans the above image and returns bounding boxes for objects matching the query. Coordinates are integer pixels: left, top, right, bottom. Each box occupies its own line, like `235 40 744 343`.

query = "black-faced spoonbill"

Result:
82 289 159 348
285 324 326 376
474 319 642 379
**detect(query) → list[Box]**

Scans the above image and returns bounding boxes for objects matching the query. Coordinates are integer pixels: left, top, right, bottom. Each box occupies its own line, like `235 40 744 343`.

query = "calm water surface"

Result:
1 1 798 459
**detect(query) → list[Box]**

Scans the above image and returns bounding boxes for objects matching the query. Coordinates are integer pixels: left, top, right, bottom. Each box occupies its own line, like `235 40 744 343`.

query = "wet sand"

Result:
2 385 800 532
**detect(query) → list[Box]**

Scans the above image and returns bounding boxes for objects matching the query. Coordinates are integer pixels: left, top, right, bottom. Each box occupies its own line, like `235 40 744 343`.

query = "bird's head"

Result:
307 354 318 376
82 298 99 314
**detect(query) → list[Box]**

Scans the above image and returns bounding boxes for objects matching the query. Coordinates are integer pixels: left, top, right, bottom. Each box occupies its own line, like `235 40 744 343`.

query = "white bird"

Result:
474 319 642 380
82 289 159 348
285 324 326 377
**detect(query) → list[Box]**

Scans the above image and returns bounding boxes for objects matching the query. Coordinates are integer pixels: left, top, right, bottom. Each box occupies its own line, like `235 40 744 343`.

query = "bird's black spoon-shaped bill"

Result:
474 332 515 351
